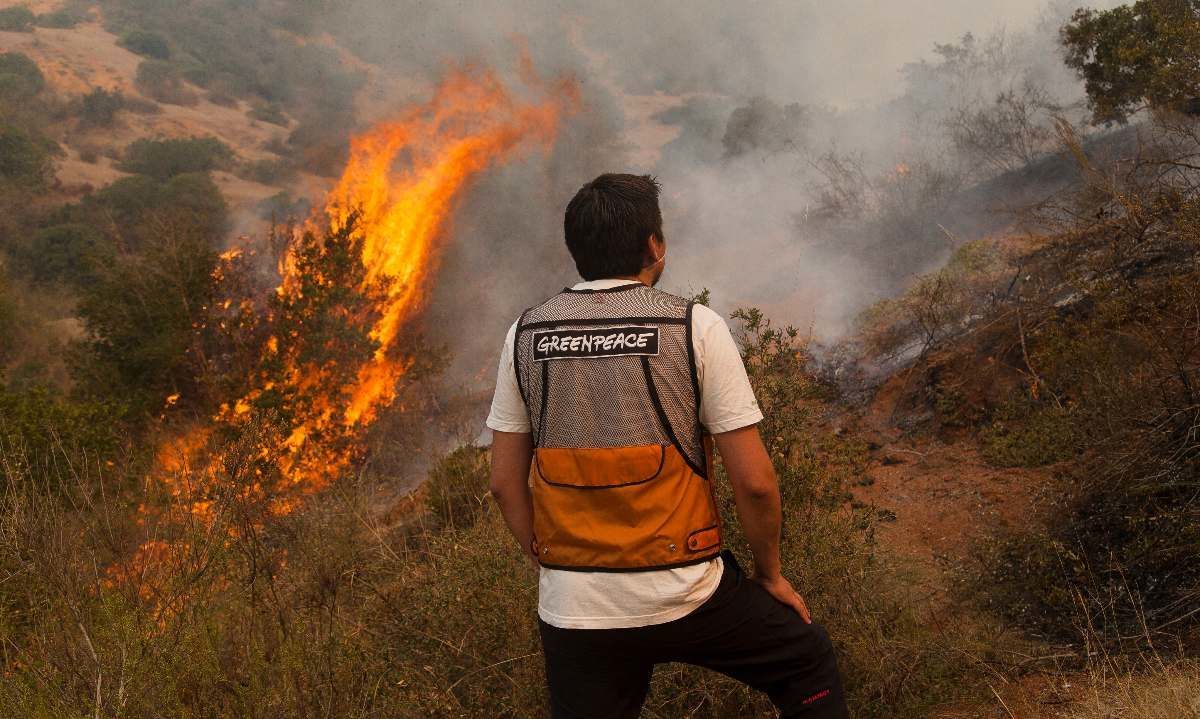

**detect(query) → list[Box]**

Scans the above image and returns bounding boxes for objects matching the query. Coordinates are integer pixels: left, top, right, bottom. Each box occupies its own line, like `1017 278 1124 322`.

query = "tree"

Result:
1061 0 1200 123
721 97 809 158
70 213 220 417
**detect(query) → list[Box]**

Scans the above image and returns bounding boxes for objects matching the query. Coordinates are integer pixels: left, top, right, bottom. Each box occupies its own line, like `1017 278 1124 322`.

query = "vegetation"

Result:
0 123 54 187
117 29 171 60
34 7 84 29
0 52 45 101
77 87 125 127
117 136 234 179
134 59 196 105
249 102 288 127
0 6 35 32
1062 0 1200 123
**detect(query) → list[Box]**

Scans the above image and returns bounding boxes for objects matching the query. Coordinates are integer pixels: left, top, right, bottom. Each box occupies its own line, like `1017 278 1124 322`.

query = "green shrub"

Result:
980 395 1076 468
0 6 35 32
0 387 126 481
239 157 292 185
118 136 233 179
73 172 228 244
78 87 124 127
27 223 103 284
0 122 52 187
34 8 83 28
118 29 170 60
0 51 44 100
249 102 288 126
134 59 195 105
256 190 310 220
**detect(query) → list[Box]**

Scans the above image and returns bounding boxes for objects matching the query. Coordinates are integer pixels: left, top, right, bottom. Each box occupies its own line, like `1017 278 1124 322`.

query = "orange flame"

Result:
154 62 578 519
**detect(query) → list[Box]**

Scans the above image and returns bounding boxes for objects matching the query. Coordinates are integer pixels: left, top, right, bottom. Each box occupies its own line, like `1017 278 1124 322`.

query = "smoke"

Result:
273 1 1122 383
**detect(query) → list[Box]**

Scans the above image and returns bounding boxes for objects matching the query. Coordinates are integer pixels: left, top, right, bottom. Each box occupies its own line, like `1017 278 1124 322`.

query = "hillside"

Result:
0 6 329 221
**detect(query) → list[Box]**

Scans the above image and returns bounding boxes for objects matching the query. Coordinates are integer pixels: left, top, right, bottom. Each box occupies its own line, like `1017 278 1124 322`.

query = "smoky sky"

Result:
297 0 1119 386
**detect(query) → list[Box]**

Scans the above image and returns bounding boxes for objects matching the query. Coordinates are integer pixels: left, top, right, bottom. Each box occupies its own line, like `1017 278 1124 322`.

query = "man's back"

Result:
485 173 848 718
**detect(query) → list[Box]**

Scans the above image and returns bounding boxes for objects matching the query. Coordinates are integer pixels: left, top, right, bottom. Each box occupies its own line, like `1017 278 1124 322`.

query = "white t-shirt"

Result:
486 278 764 629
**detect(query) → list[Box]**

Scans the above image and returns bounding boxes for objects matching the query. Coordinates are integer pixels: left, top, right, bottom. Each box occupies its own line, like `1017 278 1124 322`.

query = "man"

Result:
486 173 848 718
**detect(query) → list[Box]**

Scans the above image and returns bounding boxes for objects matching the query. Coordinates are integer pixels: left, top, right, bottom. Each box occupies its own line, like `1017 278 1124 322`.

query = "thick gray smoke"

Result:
303 1 1120 388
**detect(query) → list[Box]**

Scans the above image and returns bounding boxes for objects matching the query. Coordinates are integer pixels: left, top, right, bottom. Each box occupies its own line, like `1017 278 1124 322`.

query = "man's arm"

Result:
488 430 538 567
714 424 812 623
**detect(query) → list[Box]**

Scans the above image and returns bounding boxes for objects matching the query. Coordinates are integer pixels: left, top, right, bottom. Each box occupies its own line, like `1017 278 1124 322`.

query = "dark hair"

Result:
563 173 662 280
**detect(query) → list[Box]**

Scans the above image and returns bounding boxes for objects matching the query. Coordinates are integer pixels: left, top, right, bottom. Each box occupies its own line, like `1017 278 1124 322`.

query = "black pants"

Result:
537 550 849 718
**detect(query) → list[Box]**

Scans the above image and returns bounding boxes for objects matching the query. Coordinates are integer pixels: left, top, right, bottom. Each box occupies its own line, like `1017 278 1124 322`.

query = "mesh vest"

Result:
514 282 722 571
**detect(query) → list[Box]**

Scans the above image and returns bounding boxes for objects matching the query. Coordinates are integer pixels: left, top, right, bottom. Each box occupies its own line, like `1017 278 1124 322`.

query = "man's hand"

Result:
752 572 812 623
714 425 813 624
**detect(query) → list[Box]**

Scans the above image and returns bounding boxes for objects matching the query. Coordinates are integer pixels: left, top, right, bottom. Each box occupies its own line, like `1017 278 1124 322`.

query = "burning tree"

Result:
148 63 578 538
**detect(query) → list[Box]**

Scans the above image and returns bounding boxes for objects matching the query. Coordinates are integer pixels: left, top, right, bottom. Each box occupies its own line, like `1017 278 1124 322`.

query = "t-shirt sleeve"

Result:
692 305 764 434
486 320 532 434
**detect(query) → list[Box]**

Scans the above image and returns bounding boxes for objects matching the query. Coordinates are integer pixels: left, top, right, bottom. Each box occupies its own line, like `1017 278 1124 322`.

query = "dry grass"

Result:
1066 660 1200 719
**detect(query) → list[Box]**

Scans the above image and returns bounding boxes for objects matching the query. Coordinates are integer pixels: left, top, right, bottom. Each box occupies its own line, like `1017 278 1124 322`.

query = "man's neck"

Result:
610 270 654 286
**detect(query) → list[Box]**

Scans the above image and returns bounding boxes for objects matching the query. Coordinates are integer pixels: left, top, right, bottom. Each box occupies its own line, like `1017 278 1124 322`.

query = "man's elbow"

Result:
488 474 525 503
488 477 509 501
732 471 778 502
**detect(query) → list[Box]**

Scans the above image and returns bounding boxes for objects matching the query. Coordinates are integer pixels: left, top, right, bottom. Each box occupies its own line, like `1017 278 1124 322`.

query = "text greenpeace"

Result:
532 326 660 361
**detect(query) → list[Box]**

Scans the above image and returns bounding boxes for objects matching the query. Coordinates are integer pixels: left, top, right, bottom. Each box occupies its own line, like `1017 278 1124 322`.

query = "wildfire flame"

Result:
153 63 578 520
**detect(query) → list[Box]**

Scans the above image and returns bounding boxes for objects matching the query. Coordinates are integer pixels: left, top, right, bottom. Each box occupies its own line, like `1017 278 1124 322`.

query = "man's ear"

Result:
647 233 664 259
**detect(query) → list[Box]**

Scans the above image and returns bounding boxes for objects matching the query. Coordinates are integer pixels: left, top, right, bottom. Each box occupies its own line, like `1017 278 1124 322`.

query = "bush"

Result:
256 190 310 221
26 223 103 284
980 395 1076 468
0 122 53 187
34 8 83 28
239 157 292 185
77 87 124 127
0 6 35 32
73 171 228 250
0 386 125 481
0 51 44 100
134 59 195 105
249 102 288 126
118 136 233 179
117 29 170 60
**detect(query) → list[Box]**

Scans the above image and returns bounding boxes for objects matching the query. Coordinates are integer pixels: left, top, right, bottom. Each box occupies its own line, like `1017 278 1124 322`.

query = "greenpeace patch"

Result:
532 326 660 361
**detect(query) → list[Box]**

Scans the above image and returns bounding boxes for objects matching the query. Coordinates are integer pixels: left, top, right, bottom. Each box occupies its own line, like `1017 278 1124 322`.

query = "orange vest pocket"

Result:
530 444 721 570
534 444 665 488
